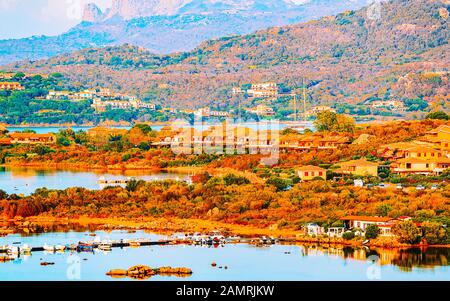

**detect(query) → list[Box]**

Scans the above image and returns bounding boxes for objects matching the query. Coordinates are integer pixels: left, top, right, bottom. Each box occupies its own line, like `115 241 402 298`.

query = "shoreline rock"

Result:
106 265 193 279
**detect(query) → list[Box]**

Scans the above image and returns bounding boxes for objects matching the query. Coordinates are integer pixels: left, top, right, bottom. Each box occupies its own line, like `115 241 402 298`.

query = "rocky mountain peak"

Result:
82 3 104 23
105 0 192 20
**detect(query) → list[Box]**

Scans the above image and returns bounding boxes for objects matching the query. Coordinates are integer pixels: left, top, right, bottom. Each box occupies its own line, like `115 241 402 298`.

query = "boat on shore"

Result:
77 242 94 252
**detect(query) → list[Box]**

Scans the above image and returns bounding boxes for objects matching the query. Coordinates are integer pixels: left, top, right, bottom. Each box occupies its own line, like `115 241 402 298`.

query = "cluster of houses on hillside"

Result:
192 104 276 119
0 82 24 91
0 132 56 145
245 105 275 117
152 125 278 152
45 88 156 112
292 124 450 182
306 215 416 238
370 100 406 112
194 107 231 118
281 133 350 150
232 82 279 98
378 124 450 176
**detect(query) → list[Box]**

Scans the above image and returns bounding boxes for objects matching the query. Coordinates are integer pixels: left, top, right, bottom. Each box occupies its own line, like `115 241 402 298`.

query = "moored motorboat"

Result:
128 241 141 247
77 242 94 252
7 245 19 255
43 244 55 252
98 241 113 251
55 245 66 252
20 244 32 254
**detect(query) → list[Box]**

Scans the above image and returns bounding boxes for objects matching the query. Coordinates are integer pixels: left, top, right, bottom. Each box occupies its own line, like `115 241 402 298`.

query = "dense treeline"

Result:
0 74 173 125
1 176 450 244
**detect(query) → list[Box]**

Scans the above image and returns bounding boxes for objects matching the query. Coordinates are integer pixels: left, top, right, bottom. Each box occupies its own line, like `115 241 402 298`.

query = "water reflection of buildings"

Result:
298 244 450 270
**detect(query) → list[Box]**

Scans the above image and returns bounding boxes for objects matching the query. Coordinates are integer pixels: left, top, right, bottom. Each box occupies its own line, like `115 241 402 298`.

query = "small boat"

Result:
20 244 32 254
67 244 78 251
209 231 226 244
77 242 94 252
226 236 241 243
7 246 19 255
98 241 113 251
55 245 66 252
43 244 55 252
128 241 141 247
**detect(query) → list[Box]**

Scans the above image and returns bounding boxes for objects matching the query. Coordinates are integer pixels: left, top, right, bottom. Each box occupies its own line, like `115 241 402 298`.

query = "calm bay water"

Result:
0 167 192 195
0 230 449 281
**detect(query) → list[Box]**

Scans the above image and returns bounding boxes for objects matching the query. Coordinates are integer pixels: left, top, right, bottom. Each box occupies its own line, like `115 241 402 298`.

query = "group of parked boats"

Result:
183 232 276 246
0 238 147 259
1 231 279 261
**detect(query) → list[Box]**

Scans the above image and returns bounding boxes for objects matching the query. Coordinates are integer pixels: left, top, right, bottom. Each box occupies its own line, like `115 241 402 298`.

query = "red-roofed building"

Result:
297 165 327 181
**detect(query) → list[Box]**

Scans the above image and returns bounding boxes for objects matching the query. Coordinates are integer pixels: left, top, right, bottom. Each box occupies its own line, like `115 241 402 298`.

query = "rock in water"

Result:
106 269 128 277
126 265 156 279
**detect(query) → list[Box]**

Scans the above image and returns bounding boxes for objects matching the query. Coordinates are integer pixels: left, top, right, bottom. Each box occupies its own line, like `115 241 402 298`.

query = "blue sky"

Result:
0 0 110 39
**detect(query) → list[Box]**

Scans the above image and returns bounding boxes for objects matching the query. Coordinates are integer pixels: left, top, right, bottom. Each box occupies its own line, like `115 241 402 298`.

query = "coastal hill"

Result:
0 0 369 65
4 0 449 111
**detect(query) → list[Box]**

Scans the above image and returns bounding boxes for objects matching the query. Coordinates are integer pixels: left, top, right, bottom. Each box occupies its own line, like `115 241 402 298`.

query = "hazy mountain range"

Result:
0 0 369 65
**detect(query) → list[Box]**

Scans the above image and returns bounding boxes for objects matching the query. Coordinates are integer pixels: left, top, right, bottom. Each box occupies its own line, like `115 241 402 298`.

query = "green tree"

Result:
314 110 337 132
365 224 380 239
342 231 355 240
126 179 145 192
376 204 392 217
314 111 355 133
223 174 250 186
133 124 153 134
426 111 449 120
422 221 447 245
392 221 421 244
266 177 290 192
32 145 54 156
57 136 71 147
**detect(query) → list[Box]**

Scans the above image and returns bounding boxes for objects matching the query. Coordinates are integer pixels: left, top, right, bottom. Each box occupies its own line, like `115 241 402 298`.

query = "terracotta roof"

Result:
395 157 429 163
404 146 440 153
340 216 393 223
297 165 327 172
396 157 450 164
338 159 379 167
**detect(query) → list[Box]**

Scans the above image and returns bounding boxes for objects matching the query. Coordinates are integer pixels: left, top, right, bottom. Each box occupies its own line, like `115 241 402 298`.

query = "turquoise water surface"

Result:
0 167 192 195
1 231 449 281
